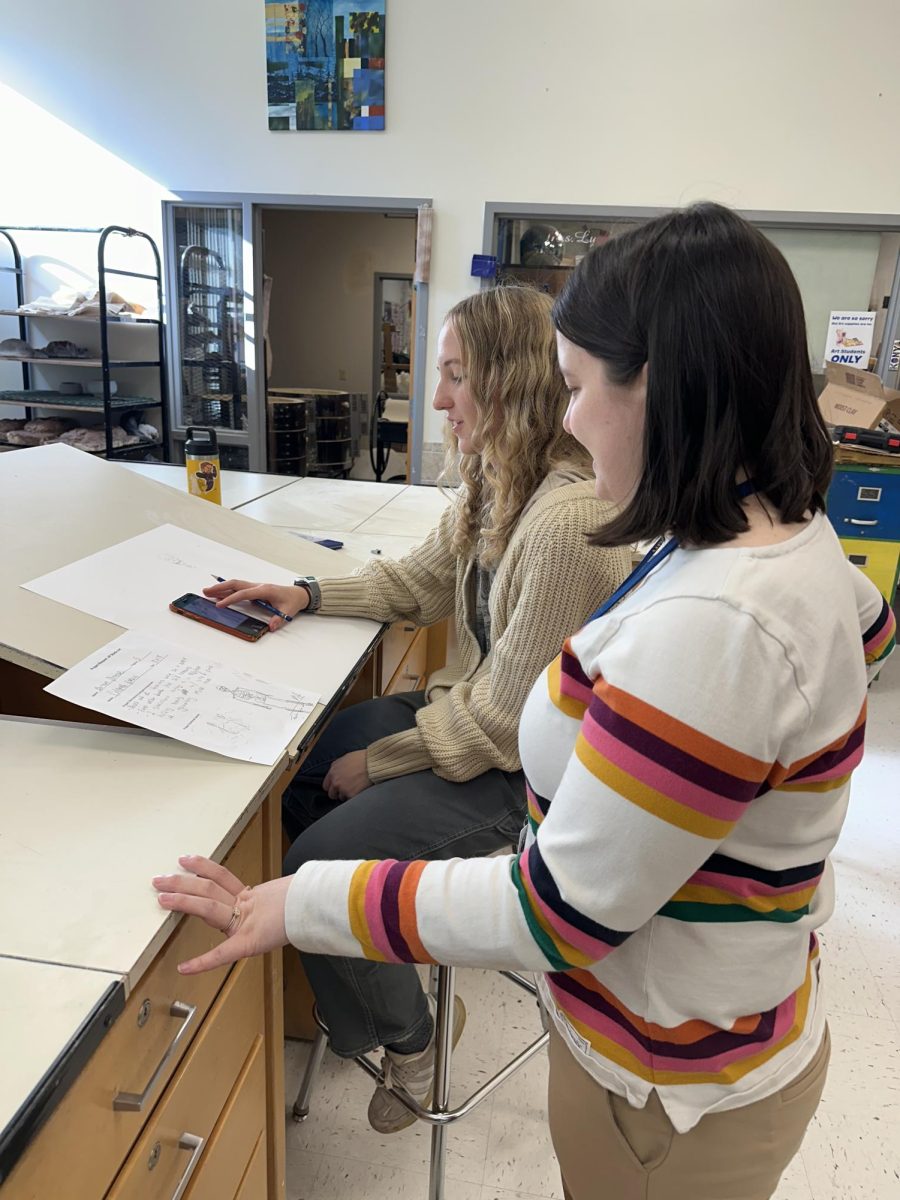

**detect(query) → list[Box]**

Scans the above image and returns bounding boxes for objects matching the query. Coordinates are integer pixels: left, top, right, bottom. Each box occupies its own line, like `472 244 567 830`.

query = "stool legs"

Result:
292 1026 328 1122
428 965 456 1200
289 968 549 1200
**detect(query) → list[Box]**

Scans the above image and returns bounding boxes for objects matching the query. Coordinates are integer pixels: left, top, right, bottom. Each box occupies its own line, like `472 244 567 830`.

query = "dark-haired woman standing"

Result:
154 204 894 1199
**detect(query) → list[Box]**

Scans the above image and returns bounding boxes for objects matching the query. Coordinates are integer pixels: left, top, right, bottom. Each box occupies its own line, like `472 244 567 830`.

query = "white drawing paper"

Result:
22 524 380 698
45 631 319 764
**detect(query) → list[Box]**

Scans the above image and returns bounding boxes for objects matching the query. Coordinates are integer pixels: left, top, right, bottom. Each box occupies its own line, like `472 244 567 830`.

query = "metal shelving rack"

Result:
178 243 243 433
0 224 170 460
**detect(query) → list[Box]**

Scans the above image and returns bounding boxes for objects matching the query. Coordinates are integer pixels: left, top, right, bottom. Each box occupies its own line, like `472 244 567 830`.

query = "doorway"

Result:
371 272 413 482
162 193 430 480
261 209 416 480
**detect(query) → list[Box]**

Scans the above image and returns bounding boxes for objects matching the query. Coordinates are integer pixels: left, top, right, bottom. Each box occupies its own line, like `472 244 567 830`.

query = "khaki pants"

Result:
548 1023 830 1200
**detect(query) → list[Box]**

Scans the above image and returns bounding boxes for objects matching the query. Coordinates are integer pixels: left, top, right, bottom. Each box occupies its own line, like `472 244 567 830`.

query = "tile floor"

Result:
283 651 900 1200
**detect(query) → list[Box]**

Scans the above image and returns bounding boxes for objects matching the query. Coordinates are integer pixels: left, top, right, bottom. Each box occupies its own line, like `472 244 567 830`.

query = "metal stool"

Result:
292 964 549 1200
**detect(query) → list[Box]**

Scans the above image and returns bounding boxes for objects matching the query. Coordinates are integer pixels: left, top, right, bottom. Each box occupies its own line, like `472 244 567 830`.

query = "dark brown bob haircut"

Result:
552 202 833 547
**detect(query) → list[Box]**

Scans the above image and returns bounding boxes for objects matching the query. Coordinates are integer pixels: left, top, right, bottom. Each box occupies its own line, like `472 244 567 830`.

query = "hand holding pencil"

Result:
204 577 309 632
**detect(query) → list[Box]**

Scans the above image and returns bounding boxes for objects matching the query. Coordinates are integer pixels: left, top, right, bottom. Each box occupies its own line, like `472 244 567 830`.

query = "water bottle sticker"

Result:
194 461 219 494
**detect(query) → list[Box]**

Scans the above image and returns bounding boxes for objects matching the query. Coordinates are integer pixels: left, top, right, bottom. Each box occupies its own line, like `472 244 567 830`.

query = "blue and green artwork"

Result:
265 1 385 131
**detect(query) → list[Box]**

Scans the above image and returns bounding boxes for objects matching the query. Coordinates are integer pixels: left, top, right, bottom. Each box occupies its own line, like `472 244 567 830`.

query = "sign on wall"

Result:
823 311 876 369
265 1 385 131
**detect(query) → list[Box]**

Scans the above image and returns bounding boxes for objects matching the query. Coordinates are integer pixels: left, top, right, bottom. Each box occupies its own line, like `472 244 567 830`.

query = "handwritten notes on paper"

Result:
22 522 380 701
45 631 319 764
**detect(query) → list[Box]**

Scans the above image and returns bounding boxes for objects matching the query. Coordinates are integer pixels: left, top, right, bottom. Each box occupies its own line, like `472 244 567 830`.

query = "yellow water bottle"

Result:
185 427 222 504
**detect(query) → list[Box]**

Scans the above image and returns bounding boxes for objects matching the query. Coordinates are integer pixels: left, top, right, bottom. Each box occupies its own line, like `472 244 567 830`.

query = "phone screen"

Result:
171 593 268 638
178 594 254 628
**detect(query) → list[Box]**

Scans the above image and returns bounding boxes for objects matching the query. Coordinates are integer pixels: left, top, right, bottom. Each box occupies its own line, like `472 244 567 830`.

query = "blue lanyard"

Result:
585 535 677 623
585 479 757 624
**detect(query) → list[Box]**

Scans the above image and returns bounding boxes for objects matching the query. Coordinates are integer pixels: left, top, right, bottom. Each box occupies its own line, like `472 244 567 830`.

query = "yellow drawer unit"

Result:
840 537 900 603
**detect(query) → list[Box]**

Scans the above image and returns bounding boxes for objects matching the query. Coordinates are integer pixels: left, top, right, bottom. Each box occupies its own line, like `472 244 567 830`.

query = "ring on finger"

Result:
224 905 242 935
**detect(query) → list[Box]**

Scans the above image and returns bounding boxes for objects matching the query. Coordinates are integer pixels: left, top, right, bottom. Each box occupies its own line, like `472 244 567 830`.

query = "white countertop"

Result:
287 529 428 562
241 478 450 540
239 476 406 530
0 958 120 1154
0 718 275 990
354 484 451 538
115 461 300 510
0 447 372 706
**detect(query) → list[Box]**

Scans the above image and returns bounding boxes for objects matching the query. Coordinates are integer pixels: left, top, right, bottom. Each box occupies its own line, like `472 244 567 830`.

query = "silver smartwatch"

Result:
293 575 322 613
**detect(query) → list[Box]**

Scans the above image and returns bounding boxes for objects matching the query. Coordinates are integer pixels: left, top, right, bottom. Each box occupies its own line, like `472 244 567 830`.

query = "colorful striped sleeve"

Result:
284 598 821 975
862 596 896 673
848 561 896 681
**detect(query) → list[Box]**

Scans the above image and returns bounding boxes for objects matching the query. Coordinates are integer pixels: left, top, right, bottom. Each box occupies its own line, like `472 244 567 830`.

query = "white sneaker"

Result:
367 994 467 1134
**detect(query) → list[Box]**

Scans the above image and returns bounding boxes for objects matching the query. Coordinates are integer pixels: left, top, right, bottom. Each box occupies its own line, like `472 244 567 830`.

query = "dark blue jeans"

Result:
283 691 526 1057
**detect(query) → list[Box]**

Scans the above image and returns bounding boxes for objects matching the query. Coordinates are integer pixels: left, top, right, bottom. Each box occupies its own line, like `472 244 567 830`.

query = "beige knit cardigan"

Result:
315 476 631 784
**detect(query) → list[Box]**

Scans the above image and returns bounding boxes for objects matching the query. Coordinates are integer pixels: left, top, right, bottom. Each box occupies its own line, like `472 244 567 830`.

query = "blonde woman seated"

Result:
204 286 630 1132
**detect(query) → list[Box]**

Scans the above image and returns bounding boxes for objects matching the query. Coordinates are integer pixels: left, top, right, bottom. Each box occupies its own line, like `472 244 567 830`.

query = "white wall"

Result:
261 209 415 395
2 0 900 445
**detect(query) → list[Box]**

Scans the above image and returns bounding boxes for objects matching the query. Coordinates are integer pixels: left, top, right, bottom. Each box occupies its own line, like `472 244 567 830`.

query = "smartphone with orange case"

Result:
169 592 269 642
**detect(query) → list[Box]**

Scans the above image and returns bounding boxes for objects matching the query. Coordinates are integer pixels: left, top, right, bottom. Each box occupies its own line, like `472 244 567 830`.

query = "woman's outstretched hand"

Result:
152 855 292 974
203 579 309 631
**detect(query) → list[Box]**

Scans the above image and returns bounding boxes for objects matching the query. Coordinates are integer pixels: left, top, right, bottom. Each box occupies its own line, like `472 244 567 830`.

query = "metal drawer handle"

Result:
113 1001 197 1112
402 624 415 633
846 518 879 526
171 1132 206 1200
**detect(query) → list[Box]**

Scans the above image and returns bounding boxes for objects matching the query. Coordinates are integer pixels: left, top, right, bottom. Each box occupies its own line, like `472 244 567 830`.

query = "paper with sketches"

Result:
22 524 380 698
45 631 318 763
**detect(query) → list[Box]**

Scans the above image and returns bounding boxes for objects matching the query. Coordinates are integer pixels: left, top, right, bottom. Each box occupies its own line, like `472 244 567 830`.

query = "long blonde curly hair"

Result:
438 286 589 568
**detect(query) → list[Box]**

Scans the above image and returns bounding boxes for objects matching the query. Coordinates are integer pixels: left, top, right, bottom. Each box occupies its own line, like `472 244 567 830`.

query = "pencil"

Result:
210 575 293 623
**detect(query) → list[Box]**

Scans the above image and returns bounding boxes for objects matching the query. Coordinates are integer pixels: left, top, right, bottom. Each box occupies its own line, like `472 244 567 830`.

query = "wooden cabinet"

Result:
383 628 428 694
379 620 419 690
233 1132 267 1200
380 618 446 695
185 1037 266 1200
106 957 263 1200
2 814 273 1200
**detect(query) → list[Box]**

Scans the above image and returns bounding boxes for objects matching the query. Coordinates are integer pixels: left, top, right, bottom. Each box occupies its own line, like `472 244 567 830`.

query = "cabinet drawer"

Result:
184 1036 265 1200
2 812 263 1200
234 1131 267 1200
380 620 419 692
106 954 264 1200
840 537 900 603
384 627 428 695
828 469 900 540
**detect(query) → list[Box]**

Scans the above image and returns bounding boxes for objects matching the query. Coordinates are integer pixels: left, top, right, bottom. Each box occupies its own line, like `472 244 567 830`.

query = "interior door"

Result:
164 203 252 470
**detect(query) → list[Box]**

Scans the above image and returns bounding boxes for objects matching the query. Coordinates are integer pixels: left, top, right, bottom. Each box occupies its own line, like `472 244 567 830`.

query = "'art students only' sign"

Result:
823 311 876 369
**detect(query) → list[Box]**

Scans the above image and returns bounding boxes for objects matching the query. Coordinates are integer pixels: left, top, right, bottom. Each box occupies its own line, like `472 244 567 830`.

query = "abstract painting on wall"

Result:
265 1 385 131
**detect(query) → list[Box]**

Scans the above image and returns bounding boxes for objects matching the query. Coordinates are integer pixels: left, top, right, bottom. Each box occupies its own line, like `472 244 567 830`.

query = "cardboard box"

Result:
818 363 900 431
